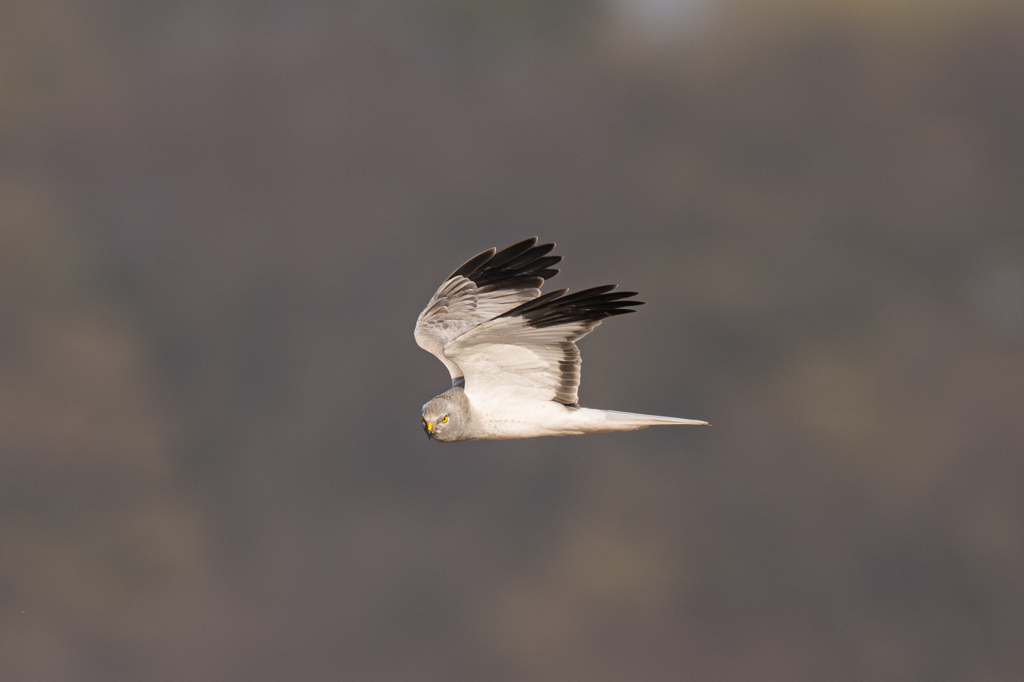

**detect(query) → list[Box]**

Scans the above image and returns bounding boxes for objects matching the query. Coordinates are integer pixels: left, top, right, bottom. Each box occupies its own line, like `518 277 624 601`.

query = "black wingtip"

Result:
499 284 645 327
449 238 562 290
449 247 497 279
485 238 539 270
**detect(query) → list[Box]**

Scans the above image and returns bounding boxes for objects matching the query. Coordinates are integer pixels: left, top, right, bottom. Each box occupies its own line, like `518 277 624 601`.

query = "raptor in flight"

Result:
415 238 707 441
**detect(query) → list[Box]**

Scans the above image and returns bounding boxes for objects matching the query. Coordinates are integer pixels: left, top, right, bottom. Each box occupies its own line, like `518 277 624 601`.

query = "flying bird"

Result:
415 238 707 442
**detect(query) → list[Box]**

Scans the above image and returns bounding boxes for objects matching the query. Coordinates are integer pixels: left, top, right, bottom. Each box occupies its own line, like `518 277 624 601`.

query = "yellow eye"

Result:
441 416 448 423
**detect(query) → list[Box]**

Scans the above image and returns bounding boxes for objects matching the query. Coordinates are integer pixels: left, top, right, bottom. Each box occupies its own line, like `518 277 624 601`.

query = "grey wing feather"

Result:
414 238 562 380
444 285 644 407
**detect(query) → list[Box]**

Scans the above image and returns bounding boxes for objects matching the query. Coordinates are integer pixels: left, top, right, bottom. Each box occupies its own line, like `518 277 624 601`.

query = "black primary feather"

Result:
446 238 562 292
500 285 644 328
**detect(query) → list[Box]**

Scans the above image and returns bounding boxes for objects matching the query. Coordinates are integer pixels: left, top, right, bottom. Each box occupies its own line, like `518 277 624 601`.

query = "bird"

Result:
414 237 708 442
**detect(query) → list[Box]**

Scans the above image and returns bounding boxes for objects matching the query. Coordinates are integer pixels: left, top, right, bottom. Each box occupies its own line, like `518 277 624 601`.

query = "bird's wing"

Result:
443 285 644 409
415 238 562 381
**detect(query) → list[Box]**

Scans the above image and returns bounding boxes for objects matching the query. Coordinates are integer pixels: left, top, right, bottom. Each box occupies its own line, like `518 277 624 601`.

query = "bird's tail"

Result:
574 408 708 433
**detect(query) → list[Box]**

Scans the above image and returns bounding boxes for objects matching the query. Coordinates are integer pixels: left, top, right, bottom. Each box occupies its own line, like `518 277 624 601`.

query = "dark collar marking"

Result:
452 376 466 388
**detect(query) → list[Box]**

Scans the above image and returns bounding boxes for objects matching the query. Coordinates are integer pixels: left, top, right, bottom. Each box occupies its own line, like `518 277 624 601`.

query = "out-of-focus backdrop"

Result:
3 0 1023 680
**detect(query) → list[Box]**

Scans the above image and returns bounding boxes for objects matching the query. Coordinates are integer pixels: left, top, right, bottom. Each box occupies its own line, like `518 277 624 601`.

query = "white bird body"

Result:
415 238 707 442
468 401 706 440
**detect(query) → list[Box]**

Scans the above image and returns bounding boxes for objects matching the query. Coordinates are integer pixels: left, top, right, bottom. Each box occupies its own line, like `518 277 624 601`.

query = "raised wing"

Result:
415 238 562 380
443 285 644 408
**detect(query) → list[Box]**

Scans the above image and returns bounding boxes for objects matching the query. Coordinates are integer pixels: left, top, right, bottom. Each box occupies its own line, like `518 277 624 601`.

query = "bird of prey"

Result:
415 238 707 442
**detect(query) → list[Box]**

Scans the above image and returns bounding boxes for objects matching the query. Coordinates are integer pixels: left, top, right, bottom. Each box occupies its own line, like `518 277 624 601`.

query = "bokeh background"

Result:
3 0 1024 680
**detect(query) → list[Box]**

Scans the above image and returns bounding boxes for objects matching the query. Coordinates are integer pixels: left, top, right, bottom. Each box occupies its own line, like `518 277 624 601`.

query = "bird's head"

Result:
421 393 466 443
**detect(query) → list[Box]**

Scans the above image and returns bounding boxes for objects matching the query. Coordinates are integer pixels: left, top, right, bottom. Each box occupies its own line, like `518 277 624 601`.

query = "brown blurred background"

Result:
2 0 1023 680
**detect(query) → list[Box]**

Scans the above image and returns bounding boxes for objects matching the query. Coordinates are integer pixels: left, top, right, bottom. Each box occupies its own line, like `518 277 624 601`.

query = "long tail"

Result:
572 408 708 433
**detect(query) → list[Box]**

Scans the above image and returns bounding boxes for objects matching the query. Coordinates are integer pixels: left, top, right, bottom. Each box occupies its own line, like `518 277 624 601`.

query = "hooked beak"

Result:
424 421 434 440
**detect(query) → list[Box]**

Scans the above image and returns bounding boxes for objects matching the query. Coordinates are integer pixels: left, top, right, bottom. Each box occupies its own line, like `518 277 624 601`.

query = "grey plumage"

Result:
420 389 472 443
416 238 707 441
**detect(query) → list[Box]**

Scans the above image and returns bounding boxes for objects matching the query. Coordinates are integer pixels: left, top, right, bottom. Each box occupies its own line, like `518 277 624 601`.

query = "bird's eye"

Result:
441 415 448 423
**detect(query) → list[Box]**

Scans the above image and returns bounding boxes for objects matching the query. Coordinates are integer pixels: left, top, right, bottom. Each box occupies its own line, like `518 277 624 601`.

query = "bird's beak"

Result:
424 421 434 440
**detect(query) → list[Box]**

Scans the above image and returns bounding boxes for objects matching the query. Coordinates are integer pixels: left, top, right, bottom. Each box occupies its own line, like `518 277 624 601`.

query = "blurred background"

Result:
2 0 1023 680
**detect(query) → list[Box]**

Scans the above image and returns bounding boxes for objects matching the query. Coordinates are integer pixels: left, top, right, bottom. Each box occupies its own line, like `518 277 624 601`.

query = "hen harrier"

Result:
415 238 707 441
